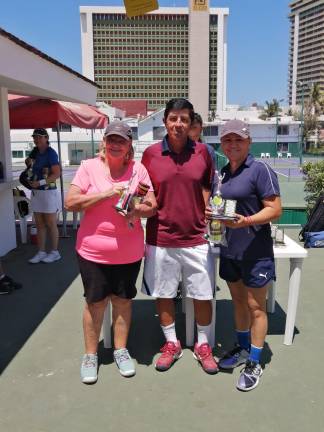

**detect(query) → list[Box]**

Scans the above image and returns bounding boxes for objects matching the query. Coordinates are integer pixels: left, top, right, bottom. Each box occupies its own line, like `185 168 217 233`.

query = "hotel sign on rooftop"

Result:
123 0 159 17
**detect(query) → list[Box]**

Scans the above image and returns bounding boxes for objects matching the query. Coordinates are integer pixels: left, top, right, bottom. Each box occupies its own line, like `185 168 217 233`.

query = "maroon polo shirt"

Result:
141 136 214 247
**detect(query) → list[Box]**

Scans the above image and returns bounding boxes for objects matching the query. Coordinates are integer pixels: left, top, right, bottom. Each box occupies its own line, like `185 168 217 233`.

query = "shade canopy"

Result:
8 94 108 129
8 94 108 237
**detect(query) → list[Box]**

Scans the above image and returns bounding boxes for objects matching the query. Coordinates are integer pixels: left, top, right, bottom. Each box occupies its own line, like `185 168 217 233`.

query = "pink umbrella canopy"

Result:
8 94 108 129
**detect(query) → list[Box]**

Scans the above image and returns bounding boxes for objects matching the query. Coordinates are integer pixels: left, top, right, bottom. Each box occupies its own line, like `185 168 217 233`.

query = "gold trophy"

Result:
204 171 236 246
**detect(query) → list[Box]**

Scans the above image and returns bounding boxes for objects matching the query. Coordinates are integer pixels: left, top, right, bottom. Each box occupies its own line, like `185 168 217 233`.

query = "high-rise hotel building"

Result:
80 2 228 119
288 0 324 106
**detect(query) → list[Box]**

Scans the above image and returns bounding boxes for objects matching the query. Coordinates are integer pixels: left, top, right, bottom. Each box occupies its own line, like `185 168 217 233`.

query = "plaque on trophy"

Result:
210 171 237 221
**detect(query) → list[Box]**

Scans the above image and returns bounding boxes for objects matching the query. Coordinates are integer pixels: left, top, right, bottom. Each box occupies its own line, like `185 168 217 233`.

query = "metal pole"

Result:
275 112 279 151
300 88 304 166
56 123 68 237
91 129 95 158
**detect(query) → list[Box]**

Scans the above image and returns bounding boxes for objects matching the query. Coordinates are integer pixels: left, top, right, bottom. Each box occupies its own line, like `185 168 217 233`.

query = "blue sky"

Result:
0 0 290 105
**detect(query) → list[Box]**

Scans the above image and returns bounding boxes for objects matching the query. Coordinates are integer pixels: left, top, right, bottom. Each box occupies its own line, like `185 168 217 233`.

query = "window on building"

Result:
277 125 289 135
153 126 166 140
131 127 138 140
12 150 24 158
52 123 72 132
277 142 289 152
25 149 34 157
203 126 218 137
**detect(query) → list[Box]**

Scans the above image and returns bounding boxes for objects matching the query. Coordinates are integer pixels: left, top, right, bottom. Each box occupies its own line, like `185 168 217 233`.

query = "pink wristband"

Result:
245 216 253 226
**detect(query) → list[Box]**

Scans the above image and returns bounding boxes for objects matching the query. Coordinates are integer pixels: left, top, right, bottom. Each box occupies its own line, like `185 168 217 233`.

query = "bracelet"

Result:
245 215 253 226
39 179 47 186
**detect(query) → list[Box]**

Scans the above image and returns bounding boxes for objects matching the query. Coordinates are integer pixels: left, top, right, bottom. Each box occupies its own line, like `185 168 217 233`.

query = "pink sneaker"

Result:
155 341 183 371
193 343 219 374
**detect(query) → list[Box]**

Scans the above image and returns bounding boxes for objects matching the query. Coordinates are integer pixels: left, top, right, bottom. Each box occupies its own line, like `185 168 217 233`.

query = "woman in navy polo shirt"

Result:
208 120 282 392
26 128 61 264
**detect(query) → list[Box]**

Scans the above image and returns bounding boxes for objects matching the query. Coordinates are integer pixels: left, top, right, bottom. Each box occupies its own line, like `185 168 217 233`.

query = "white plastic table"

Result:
184 234 307 347
270 234 308 345
102 234 307 349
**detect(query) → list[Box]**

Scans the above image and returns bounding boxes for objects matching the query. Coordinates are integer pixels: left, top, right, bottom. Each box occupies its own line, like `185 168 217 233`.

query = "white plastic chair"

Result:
261 153 266 158
277 152 282 158
102 251 218 349
265 152 270 158
101 293 217 349
13 196 31 244
103 302 112 348
287 152 292 158
58 209 83 230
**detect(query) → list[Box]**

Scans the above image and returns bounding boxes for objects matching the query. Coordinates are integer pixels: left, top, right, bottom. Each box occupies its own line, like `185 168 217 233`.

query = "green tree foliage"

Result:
302 160 324 212
259 99 281 120
303 101 318 143
309 83 323 116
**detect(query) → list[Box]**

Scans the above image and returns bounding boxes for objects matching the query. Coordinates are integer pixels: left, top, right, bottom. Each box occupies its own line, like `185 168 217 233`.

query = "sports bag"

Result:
304 231 324 248
13 188 29 217
299 194 324 245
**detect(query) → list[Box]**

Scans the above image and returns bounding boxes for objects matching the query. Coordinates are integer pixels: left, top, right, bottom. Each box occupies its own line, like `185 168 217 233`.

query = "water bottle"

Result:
42 168 49 189
27 160 34 181
30 226 38 244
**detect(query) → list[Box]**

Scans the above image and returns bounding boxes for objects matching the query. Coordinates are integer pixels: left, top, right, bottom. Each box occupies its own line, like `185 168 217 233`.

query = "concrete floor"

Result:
0 230 323 432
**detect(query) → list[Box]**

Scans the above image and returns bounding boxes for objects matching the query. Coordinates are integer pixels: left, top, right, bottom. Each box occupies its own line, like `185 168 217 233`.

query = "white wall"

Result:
0 87 16 256
0 35 97 104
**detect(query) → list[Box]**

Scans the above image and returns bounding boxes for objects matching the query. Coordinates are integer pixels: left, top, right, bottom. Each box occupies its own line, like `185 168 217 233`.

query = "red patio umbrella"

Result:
8 95 107 129
8 94 108 235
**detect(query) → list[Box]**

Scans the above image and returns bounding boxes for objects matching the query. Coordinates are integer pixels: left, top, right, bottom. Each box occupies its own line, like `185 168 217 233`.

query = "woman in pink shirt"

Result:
65 121 156 383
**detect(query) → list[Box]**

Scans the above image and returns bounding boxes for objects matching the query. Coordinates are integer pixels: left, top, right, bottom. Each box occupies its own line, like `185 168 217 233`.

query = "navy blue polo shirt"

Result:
142 135 214 247
219 154 280 260
32 146 59 190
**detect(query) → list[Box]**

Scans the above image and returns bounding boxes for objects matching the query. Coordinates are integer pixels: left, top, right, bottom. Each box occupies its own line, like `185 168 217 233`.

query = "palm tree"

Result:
305 83 324 148
259 98 282 120
309 83 322 116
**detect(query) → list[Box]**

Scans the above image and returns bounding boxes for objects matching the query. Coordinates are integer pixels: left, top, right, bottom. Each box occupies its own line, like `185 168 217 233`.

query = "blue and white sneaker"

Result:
236 360 263 392
219 345 249 369
81 353 98 384
113 348 136 377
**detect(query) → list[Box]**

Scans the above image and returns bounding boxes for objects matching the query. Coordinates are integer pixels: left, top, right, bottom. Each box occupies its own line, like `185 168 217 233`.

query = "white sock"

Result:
161 322 177 343
196 323 211 346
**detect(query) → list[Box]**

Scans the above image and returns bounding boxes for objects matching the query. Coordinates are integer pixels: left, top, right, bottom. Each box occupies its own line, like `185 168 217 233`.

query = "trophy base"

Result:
211 214 238 221
115 206 128 216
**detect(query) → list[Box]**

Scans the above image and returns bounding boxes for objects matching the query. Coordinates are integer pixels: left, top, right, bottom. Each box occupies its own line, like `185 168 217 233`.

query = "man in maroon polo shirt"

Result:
141 98 218 374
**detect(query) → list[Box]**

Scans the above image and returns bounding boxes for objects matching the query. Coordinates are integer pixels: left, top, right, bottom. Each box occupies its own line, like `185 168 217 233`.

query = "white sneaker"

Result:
42 250 61 263
28 251 47 264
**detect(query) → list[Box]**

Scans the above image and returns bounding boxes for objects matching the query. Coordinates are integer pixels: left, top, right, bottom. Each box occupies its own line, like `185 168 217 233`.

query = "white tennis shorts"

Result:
142 244 215 300
31 189 61 214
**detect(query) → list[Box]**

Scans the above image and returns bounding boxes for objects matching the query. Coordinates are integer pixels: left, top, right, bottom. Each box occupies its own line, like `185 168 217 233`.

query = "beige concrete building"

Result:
288 0 324 106
80 2 228 120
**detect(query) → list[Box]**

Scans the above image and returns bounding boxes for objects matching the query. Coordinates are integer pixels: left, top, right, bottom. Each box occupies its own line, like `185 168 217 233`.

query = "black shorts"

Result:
219 256 276 288
77 254 141 303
